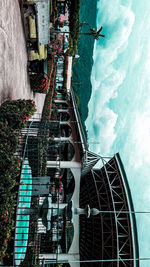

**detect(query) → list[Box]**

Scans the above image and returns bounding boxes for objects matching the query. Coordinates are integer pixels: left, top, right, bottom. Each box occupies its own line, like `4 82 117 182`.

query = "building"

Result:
13 82 139 267
55 55 73 92
57 0 67 15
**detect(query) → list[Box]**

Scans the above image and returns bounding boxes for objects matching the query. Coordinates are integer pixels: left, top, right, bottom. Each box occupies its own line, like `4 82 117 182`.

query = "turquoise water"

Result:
14 159 32 266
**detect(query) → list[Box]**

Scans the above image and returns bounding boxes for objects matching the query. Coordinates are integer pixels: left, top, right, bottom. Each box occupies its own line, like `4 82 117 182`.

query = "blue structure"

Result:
14 159 32 266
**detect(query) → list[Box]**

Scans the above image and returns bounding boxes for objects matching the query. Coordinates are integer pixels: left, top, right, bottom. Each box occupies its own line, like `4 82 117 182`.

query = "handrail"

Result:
23 120 34 160
70 87 88 151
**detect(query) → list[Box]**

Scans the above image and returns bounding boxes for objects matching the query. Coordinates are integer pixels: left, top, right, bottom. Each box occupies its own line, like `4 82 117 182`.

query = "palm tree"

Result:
85 26 105 40
56 26 105 40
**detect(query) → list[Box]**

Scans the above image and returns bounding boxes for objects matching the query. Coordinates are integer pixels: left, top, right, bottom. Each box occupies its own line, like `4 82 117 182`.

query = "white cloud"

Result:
86 1 150 264
95 108 118 155
97 0 133 25
128 112 150 169
85 0 135 156
96 0 135 52
143 186 150 204
86 65 126 156
143 40 150 75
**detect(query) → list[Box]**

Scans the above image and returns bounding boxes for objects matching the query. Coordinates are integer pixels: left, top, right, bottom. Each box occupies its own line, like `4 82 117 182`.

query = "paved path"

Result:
0 0 45 114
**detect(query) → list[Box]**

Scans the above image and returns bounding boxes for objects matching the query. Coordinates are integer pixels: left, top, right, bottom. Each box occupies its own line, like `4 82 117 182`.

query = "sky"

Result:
85 0 150 265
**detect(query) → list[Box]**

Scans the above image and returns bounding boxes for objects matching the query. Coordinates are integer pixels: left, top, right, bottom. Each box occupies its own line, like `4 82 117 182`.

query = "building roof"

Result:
79 153 139 266
115 153 139 267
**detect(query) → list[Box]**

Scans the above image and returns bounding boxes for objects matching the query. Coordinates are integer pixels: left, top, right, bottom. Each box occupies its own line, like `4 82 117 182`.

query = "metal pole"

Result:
91 210 150 214
42 257 150 264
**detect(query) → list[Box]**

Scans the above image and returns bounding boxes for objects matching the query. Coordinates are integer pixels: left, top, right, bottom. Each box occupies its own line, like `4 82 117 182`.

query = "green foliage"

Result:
67 0 81 56
0 99 36 261
74 92 80 107
0 99 36 129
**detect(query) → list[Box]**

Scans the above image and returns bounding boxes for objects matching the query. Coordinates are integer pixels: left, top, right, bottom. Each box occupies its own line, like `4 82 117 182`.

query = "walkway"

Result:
0 0 45 115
